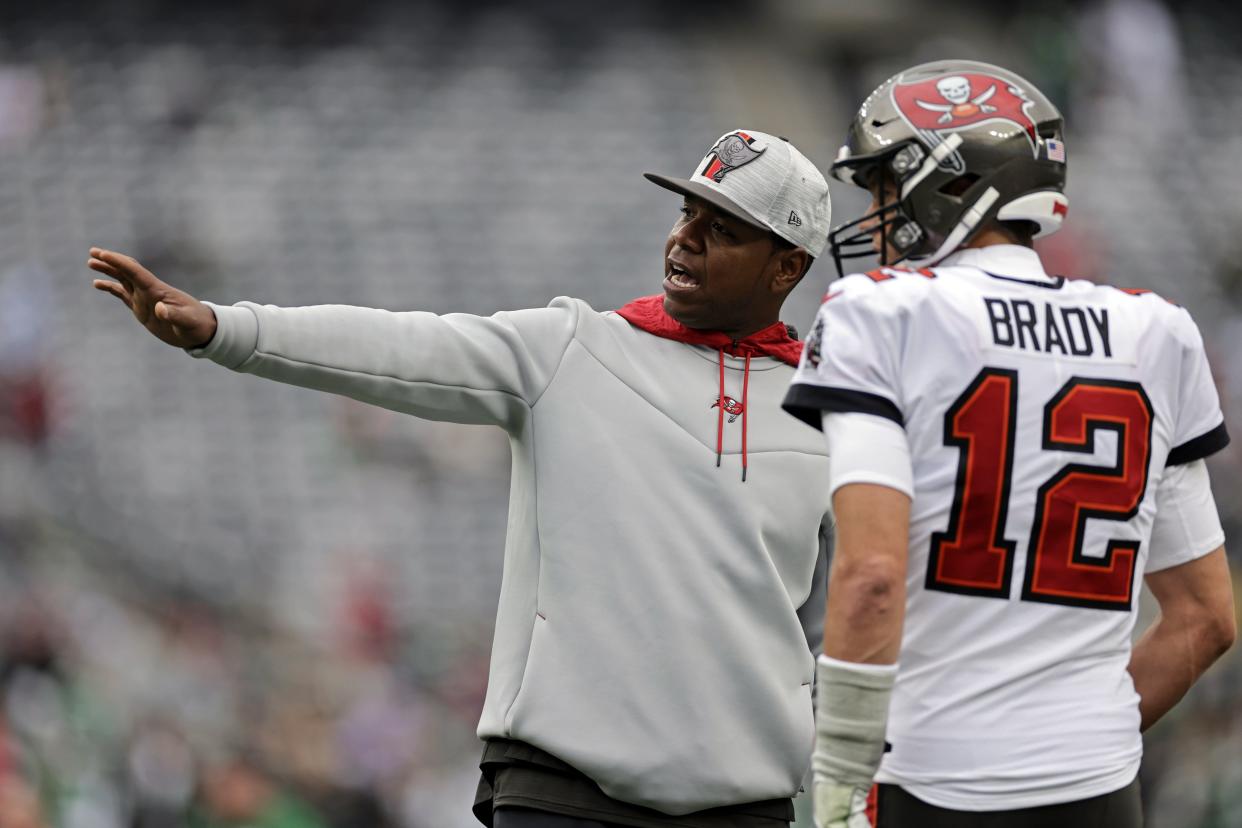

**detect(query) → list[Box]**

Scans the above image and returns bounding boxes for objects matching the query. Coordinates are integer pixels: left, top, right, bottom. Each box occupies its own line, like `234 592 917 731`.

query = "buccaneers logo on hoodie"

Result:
712 396 745 423
614 295 804 482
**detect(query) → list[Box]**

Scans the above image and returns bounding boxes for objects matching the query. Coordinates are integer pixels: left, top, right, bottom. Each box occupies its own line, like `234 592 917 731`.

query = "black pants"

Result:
493 807 623 828
875 778 1142 828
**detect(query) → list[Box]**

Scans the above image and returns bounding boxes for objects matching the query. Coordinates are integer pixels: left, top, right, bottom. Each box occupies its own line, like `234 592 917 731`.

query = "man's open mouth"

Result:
666 261 700 290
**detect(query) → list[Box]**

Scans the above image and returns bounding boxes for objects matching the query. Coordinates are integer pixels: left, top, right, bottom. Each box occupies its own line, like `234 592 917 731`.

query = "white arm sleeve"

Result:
1146 459 1225 573
822 411 914 499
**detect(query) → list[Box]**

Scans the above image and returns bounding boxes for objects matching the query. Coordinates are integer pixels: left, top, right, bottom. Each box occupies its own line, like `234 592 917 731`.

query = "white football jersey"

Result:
784 245 1229 810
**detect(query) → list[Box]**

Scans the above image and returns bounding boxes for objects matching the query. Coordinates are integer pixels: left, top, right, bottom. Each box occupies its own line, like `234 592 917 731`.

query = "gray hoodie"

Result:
192 293 832 814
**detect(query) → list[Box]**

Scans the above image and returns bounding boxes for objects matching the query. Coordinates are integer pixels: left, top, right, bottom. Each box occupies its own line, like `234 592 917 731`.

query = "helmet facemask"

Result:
827 141 936 277
828 134 990 278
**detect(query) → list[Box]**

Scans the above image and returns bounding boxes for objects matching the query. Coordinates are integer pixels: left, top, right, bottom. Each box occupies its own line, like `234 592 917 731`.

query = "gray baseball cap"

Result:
645 129 831 257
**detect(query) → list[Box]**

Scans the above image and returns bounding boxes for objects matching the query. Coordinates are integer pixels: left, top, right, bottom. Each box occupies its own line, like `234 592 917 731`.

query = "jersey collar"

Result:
939 245 1060 285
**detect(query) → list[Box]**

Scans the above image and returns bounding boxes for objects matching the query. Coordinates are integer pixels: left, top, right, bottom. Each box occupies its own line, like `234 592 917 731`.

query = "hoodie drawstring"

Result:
715 348 751 482
741 353 750 482
716 349 725 468
613 297 803 485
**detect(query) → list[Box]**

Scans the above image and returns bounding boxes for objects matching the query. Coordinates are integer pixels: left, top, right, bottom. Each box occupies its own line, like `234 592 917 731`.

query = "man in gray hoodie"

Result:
90 129 833 828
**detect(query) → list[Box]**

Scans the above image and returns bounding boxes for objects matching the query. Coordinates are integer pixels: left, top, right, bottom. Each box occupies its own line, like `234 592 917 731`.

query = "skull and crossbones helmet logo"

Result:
918 75 999 124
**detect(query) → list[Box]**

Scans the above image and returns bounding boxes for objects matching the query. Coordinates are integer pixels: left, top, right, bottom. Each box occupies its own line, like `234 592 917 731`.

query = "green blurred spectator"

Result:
194 759 327 828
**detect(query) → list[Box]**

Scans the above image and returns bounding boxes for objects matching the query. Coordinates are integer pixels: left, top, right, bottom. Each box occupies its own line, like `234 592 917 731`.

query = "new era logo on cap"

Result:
644 129 832 258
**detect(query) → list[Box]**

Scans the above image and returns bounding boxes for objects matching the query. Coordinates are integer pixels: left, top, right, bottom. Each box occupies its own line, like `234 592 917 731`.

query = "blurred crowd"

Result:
1 0 1240 826
0 557 493 828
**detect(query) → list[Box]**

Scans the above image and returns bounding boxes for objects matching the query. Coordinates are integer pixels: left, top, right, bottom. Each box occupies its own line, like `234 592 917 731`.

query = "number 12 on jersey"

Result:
927 368 1153 611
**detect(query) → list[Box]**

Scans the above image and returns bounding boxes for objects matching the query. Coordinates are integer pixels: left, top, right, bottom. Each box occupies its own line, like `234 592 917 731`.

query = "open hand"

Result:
89 247 217 349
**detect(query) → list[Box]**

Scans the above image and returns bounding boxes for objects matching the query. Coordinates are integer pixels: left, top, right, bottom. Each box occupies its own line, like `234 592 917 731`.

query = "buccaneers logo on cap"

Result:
891 72 1039 172
699 132 764 183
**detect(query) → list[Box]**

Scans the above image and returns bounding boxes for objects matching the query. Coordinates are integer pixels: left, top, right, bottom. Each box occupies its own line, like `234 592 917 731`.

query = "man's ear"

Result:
771 247 810 293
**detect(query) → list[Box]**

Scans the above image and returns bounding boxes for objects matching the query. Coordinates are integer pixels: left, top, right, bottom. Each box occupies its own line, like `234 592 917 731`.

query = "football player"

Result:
784 60 1235 828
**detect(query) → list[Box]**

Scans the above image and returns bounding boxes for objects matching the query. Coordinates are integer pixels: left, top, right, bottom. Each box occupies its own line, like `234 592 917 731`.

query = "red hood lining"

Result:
614 295 803 366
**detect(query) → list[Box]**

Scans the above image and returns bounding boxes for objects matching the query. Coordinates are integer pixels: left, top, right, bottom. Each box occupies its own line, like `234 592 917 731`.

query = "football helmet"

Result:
828 60 1068 276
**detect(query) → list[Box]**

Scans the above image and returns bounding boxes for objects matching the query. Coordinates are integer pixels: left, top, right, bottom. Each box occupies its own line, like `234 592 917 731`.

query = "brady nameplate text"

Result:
983 297 1112 358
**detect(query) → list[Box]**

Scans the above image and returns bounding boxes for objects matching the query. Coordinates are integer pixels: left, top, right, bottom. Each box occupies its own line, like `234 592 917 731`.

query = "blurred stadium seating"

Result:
0 1 1239 826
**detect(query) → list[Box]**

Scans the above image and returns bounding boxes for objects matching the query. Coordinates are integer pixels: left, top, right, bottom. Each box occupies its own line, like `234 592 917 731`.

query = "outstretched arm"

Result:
88 247 580 429
89 247 218 349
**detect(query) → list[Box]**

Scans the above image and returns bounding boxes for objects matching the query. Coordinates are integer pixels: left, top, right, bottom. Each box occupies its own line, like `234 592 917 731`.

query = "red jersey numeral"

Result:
928 371 1153 612
1022 380 1151 609
927 369 1018 597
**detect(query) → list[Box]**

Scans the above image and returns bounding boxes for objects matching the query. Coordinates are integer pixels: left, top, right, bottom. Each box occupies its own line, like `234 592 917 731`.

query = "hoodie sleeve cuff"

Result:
187 302 259 369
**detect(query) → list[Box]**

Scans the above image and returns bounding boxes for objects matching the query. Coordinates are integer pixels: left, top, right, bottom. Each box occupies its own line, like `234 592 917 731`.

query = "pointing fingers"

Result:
93 278 134 310
87 256 121 279
90 247 159 290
